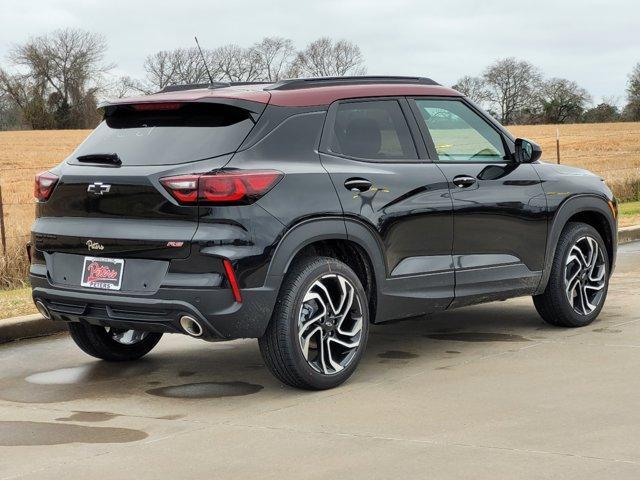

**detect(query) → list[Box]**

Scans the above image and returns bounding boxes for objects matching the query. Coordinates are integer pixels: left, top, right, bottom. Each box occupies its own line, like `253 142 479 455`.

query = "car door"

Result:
318 97 454 321
409 97 548 307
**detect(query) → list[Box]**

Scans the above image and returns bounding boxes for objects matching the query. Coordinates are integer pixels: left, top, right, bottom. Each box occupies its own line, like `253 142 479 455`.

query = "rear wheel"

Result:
259 256 369 390
533 222 609 327
68 323 162 361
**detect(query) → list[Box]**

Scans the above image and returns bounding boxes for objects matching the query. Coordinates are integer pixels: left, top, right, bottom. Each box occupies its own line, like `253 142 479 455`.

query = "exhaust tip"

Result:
35 300 51 320
180 315 203 337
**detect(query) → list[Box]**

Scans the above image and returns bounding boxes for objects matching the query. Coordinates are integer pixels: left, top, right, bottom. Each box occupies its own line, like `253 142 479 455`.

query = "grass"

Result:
0 287 36 318
619 201 640 228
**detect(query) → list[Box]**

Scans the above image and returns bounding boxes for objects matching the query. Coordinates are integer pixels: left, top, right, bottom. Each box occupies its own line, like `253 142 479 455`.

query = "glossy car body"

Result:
30 77 618 341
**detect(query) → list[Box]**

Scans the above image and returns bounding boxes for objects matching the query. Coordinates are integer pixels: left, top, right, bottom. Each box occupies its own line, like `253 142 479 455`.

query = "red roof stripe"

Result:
101 83 461 109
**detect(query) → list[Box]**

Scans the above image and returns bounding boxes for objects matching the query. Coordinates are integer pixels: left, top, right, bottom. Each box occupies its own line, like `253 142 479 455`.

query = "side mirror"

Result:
515 138 542 163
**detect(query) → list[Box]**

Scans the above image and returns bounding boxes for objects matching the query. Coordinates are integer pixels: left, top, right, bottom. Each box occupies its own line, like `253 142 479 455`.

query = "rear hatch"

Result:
33 100 264 289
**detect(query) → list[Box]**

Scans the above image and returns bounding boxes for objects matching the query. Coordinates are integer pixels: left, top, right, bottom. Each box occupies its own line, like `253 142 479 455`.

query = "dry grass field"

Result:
0 122 639 297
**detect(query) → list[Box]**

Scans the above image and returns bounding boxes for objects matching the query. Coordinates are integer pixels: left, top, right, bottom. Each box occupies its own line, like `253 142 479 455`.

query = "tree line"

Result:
0 29 365 130
0 28 639 130
453 58 640 125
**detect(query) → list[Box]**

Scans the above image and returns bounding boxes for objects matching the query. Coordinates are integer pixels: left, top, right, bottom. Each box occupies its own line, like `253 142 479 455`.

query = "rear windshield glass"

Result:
72 103 255 166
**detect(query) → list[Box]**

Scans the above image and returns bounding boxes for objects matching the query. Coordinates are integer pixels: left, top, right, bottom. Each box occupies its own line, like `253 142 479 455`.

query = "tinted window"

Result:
73 103 255 166
415 99 506 162
329 100 417 160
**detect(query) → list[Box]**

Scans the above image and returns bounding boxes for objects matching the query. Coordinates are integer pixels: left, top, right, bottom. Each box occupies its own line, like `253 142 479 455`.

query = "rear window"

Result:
72 103 255 166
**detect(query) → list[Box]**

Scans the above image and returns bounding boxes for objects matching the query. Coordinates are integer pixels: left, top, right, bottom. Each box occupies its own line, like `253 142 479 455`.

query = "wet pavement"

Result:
1 242 639 479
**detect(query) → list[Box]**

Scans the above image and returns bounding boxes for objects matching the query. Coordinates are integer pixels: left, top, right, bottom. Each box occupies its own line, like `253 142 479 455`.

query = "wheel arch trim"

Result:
265 216 387 291
536 194 616 294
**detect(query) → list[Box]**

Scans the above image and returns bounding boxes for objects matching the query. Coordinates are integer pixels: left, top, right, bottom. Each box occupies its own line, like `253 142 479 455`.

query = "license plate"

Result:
81 257 124 290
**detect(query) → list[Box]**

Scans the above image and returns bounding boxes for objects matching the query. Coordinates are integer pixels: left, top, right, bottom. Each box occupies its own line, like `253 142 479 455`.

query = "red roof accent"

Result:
101 83 461 109
100 85 271 108
269 84 460 107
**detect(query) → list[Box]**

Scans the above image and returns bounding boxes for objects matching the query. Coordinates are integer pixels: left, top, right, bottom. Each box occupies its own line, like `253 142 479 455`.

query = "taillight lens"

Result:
34 171 59 201
160 170 283 205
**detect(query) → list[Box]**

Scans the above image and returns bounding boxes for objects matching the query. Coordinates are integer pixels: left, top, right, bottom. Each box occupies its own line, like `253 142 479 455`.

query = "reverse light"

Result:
160 170 283 206
34 171 59 201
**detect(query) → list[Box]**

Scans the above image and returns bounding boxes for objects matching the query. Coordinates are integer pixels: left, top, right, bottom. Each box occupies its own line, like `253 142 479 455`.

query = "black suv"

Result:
30 76 617 390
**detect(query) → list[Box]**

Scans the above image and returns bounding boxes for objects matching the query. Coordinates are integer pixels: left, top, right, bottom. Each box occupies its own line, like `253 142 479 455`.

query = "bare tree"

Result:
538 78 591 123
138 42 271 91
293 38 365 77
138 48 215 92
211 44 262 82
482 57 542 124
0 91 24 129
252 37 296 81
143 50 182 90
623 62 640 121
0 28 111 129
452 75 489 104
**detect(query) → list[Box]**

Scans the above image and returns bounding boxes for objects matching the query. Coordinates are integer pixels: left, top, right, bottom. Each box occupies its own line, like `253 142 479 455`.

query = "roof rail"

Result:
265 76 440 91
158 81 274 94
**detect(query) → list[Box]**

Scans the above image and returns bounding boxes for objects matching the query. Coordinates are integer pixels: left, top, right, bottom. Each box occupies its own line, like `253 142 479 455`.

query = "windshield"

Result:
71 102 255 166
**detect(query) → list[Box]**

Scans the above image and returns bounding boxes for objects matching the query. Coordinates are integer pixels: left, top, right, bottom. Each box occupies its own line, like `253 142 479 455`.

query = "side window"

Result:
414 99 507 162
329 100 417 161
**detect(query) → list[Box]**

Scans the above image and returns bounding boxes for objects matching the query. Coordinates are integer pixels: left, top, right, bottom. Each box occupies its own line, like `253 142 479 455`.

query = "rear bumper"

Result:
30 273 279 340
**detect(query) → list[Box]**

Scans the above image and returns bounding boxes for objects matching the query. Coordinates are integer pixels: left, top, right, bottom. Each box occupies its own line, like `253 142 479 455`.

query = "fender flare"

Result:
535 194 616 294
264 216 387 294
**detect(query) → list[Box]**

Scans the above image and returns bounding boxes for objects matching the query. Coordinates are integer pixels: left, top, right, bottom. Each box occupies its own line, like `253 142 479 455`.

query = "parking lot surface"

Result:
1 242 639 479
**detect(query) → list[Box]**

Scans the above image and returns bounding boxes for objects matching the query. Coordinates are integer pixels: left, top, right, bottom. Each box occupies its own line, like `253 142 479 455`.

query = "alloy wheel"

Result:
297 273 364 375
564 236 606 315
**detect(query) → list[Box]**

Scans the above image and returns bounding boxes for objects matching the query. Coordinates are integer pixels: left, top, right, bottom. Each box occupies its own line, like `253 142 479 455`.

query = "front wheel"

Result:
259 256 369 390
68 323 163 361
534 222 610 327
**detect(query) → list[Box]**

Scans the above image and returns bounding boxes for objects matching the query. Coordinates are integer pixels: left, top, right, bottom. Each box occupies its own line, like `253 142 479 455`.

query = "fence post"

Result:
0 183 6 255
556 128 561 164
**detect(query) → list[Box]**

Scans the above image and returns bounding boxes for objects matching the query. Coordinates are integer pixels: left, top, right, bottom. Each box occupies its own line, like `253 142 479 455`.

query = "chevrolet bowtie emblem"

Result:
87 182 111 195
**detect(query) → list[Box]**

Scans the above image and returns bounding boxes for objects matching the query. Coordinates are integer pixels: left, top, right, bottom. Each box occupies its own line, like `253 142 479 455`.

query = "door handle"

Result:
452 175 477 188
344 178 372 193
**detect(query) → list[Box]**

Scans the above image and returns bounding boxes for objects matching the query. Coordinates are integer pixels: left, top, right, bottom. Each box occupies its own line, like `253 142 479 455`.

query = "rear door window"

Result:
72 103 256 166
328 100 418 161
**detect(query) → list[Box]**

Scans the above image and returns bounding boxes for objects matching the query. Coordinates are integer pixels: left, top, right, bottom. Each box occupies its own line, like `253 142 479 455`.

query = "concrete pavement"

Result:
1 242 639 479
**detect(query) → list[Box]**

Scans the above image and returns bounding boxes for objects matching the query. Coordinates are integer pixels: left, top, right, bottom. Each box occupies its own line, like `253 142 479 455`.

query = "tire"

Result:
533 222 610 327
68 322 163 362
259 256 370 390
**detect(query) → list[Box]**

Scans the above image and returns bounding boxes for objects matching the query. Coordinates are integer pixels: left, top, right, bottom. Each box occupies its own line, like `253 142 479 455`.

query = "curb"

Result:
619 225 640 244
0 314 67 344
1 226 639 345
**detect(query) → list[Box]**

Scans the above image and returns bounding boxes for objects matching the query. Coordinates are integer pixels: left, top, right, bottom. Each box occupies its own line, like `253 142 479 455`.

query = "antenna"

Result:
194 36 214 86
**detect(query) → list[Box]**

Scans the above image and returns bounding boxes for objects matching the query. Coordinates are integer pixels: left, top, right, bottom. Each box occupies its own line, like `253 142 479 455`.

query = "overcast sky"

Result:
0 0 638 104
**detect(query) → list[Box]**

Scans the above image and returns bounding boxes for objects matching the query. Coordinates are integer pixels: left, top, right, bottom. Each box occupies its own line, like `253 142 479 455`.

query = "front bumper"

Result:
30 273 279 340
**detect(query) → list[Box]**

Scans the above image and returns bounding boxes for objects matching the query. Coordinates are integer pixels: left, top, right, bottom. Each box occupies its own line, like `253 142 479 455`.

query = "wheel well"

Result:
292 240 378 323
566 210 614 266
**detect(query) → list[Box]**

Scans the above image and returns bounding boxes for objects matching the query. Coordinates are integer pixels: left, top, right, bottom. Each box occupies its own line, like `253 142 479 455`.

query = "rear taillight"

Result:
34 171 59 201
160 170 283 205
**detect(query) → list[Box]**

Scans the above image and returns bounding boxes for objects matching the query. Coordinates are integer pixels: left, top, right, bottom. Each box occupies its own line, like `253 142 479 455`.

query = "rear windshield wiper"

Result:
77 153 122 166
